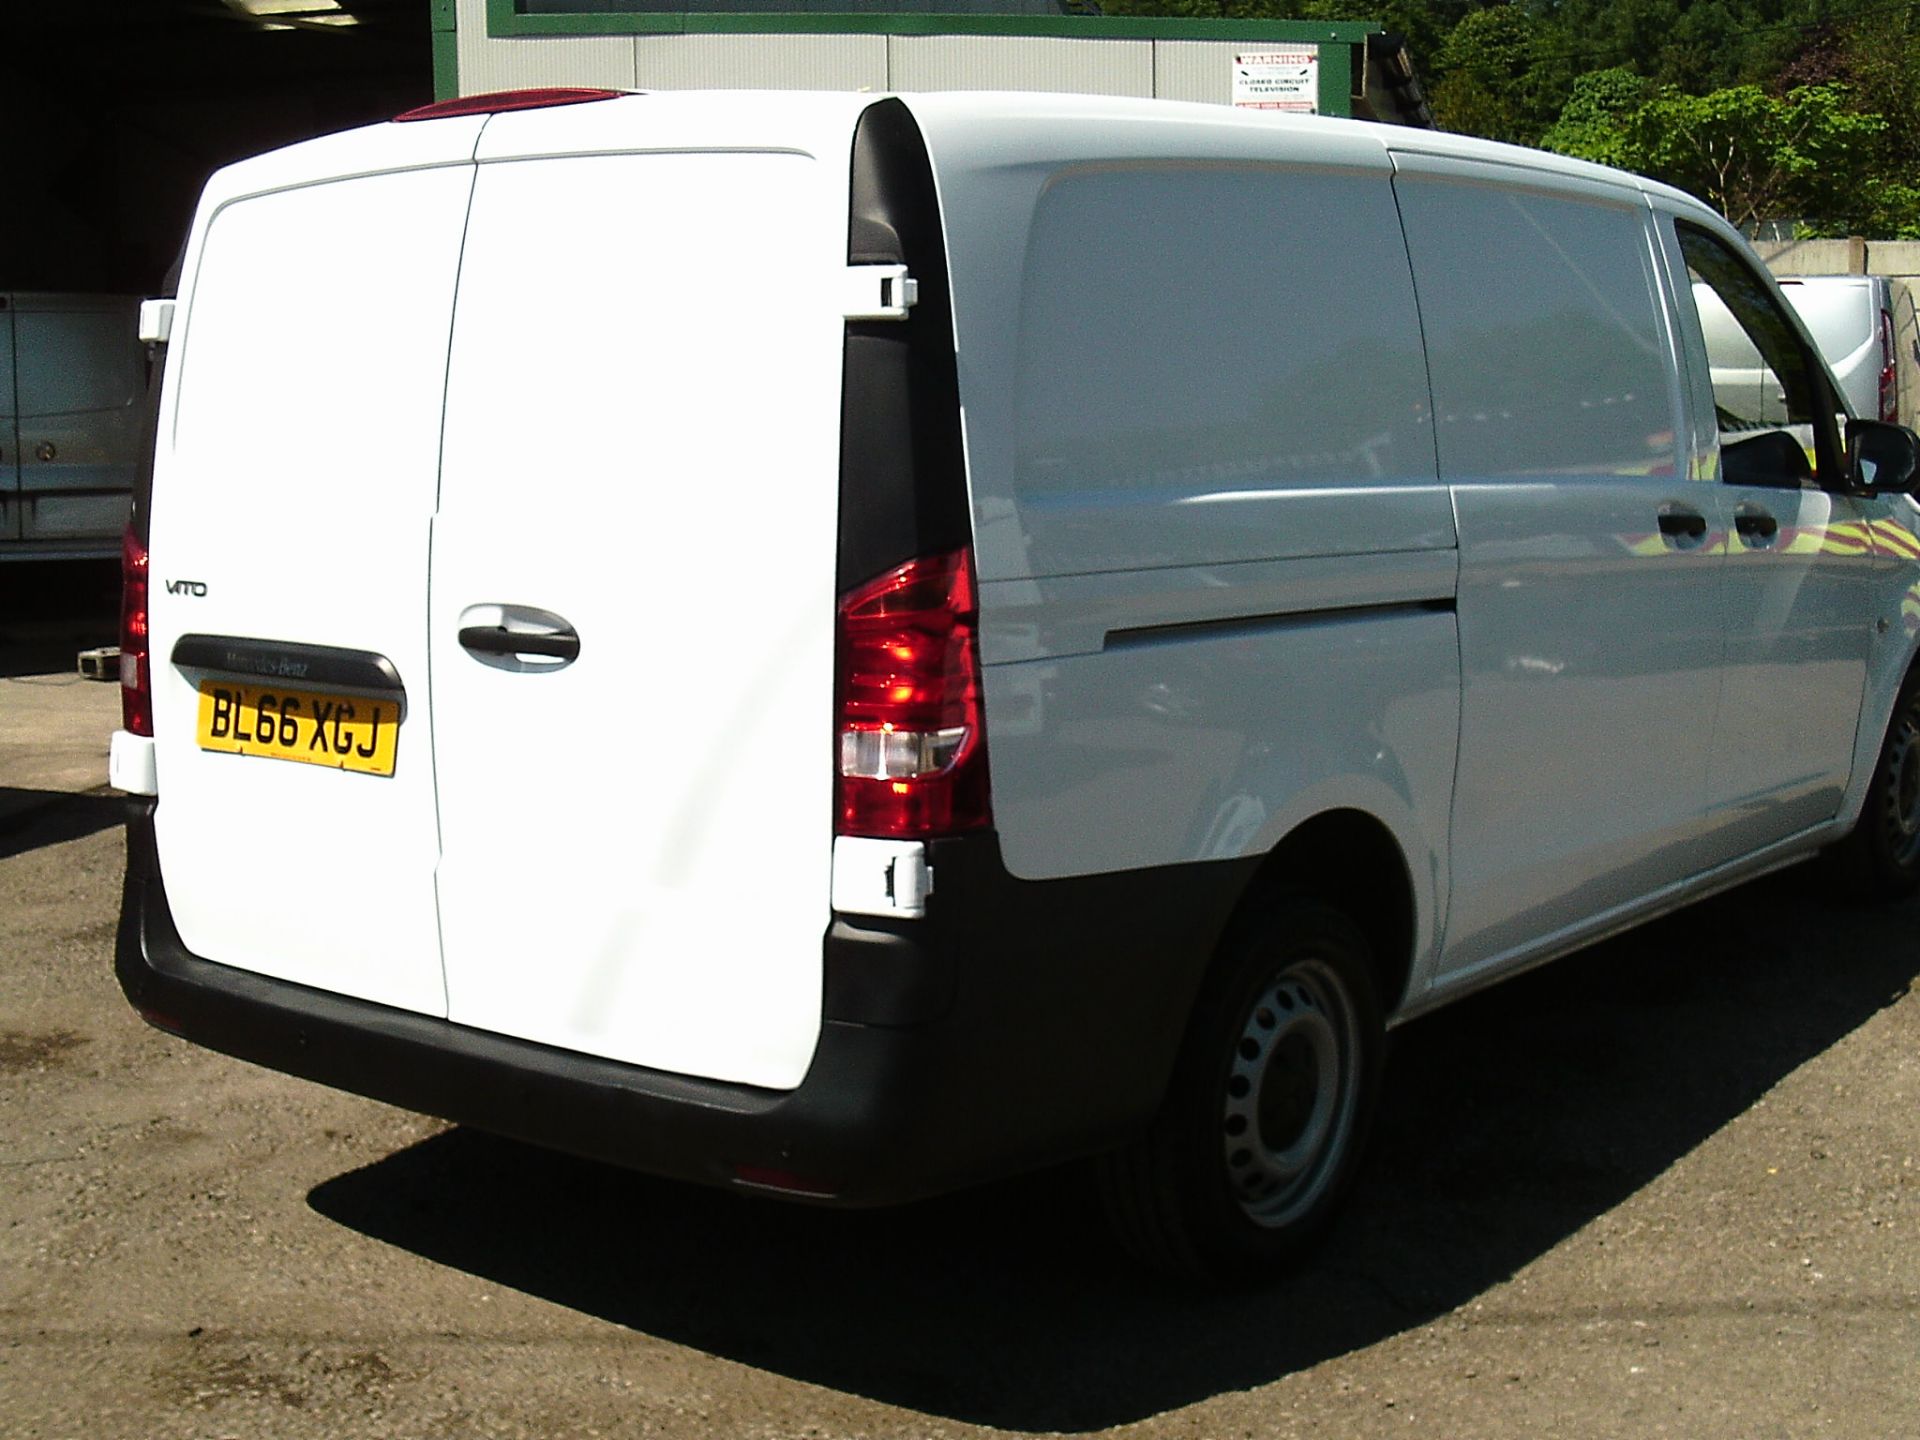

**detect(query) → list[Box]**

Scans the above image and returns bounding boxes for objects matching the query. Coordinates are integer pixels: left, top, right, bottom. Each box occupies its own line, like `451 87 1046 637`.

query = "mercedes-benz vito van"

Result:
110 88 1920 1278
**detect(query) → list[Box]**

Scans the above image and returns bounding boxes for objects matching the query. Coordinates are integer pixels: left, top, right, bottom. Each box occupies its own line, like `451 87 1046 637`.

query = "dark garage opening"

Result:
0 1 433 298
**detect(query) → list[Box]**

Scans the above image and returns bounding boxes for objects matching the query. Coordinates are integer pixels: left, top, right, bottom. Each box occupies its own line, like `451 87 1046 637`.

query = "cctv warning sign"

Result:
1232 49 1320 113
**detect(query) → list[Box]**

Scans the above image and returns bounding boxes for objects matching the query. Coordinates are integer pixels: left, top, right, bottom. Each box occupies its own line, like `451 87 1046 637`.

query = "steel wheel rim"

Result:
1221 956 1361 1229
1884 702 1920 867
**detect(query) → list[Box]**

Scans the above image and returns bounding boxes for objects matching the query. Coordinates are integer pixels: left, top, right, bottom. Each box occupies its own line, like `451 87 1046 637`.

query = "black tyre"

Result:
1101 900 1385 1281
1828 669 1920 899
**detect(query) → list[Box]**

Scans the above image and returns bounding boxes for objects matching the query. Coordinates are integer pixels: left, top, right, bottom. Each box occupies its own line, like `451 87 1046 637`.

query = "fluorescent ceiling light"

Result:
220 0 360 22
226 0 345 13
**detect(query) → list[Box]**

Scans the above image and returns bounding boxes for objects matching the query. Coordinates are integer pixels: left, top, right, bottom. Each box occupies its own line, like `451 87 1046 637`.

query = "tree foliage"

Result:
1427 5 1573 145
1538 66 1650 169
1096 0 1920 235
1546 81 1888 232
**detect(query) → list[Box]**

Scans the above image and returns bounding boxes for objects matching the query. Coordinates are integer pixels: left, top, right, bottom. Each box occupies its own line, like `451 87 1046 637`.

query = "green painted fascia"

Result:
432 0 459 100
486 0 1375 42
1315 39 1346 117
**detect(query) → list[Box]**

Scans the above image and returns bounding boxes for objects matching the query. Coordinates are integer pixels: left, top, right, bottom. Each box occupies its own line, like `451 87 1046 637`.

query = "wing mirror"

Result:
1846 419 1920 495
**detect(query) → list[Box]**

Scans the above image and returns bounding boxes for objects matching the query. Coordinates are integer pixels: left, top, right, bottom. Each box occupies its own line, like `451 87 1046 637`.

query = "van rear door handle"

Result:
1734 504 1779 547
455 604 580 670
459 625 579 660
1656 507 1708 550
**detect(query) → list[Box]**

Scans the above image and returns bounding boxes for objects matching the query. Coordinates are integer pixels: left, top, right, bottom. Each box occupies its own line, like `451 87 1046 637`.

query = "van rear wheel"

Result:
1100 900 1383 1281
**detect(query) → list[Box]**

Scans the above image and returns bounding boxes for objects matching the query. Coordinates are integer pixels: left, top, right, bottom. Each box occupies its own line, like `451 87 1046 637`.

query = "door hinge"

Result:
139 298 175 345
840 265 918 322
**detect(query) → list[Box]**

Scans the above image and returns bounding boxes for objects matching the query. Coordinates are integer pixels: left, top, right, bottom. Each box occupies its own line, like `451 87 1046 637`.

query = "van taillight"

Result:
121 525 152 737
835 548 991 839
1880 308 1899 423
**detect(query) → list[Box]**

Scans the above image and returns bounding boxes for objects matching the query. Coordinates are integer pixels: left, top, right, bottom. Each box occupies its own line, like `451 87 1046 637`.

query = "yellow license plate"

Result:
195 681 400 777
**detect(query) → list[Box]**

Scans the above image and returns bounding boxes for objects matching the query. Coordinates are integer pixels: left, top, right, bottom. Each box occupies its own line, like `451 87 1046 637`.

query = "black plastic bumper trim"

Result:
115 801 1255 1206
171 634 404 695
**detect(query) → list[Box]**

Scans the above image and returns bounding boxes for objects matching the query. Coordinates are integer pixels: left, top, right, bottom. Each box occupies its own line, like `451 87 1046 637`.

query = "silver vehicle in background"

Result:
1778 275 1911 424
2 292 143 560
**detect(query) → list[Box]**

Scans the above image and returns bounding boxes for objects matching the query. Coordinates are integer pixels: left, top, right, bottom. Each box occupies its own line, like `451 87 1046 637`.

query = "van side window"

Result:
1675 223 1837 488
1393 177 1677 480
1009 165 1435 573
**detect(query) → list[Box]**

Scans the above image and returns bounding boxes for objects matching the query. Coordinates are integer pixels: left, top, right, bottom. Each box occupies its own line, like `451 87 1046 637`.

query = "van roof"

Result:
198 88 1710 227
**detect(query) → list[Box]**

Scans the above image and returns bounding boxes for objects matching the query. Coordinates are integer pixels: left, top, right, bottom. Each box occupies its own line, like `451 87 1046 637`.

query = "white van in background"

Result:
2 293 142 559
1778 275 1907 423
109 89 1920 1280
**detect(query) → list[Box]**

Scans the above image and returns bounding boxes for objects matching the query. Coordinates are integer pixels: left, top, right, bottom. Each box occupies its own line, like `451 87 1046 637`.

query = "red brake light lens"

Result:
393 88 622 123
836 548 991 839
120 525 152 737
1880 307 1899 424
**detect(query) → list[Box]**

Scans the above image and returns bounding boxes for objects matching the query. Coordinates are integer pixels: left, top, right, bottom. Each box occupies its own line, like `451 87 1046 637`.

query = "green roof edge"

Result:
487 0 1377 42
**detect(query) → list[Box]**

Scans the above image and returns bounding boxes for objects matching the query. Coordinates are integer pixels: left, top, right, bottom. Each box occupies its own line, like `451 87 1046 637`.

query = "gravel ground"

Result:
3 566 1918 1439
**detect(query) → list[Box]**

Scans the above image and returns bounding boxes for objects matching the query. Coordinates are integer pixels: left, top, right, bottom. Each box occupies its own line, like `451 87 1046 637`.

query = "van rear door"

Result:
429 138 845 1090
12 294 141 550
148 129 482 1016
1777 277 1877 419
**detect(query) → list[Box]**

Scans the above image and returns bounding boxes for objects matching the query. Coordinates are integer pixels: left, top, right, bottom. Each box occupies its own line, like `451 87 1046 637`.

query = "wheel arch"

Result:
1219 808 1420 1018
1837 622 1920 837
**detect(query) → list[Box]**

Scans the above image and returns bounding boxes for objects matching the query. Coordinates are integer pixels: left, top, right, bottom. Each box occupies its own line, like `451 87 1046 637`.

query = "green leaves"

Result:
1538 66 1648 168
1428 4 1574 146
1090 0 1919 234
1543 81 1890 234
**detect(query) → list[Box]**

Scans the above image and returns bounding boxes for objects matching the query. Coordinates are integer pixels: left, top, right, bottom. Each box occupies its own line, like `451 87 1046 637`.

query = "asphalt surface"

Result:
3 560 1918 1439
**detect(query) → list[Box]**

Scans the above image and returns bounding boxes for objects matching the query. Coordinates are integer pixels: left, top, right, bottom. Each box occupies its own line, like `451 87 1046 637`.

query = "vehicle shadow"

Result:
308 873 1920 1431
0 788 126 860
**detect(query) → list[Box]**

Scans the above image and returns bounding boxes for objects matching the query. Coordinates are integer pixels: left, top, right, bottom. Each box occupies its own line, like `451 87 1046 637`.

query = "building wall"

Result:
456 11 638 91
453 0 1341 108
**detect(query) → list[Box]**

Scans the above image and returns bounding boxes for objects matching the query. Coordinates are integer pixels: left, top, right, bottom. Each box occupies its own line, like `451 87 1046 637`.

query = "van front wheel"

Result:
1828 670 1920 898
1100 900 1383 1281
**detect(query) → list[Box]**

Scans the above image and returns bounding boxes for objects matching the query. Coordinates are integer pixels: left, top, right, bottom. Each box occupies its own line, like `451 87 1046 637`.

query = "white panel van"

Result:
2 293 142 559
110 88 1920 1279
1776 275 1905 425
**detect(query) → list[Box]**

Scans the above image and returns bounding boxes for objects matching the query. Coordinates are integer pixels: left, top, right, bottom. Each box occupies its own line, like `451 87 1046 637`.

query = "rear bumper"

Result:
116 800 1251 1205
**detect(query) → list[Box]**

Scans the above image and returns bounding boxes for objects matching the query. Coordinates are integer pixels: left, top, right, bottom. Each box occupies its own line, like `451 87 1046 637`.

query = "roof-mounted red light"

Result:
393 88 624 123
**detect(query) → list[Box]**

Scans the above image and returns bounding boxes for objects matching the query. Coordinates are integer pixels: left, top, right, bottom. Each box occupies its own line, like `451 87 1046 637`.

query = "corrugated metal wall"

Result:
888 34 1154 95
457 21 638 91
631 34 888 91
1152 41 1238 106
455 0 1306 106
